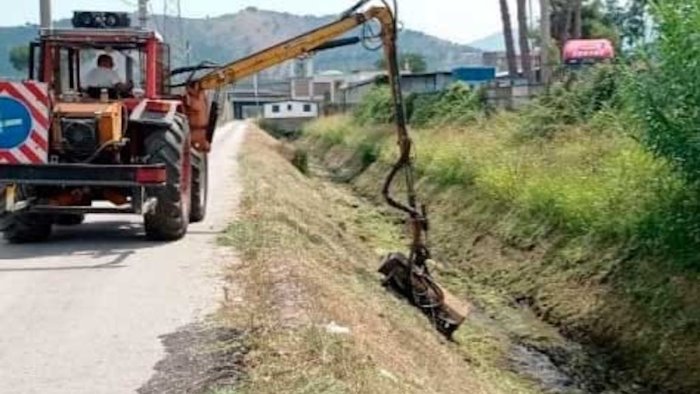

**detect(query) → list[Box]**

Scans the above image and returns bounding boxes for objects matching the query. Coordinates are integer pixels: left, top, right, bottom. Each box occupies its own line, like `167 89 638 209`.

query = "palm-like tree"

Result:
499 0 519 79
516 0 534 83
540 0 552 85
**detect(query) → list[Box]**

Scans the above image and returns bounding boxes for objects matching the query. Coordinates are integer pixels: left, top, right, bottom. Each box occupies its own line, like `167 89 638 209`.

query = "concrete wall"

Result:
486 84 543 110
400 73 454 95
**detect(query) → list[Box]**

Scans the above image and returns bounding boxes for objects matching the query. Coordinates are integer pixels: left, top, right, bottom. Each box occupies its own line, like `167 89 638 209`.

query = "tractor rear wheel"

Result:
189 150 208 223
54 214 85 226
1 213 53 243
143 115 191 241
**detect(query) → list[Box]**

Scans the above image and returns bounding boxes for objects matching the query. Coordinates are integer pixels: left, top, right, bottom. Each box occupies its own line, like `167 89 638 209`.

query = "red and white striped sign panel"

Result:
0 81 50 164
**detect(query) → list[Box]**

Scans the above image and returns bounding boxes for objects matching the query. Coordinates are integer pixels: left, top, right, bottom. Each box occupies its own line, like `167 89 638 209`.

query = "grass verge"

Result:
217 125 545 394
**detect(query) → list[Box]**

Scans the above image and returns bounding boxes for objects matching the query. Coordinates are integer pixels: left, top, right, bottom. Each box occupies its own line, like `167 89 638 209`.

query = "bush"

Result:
353 85 394 125
518 64 623 139
406 92 439 127
291 148 309 174
628 0 700 185
409 83 485 127
354 83 487 128
303 116 354 149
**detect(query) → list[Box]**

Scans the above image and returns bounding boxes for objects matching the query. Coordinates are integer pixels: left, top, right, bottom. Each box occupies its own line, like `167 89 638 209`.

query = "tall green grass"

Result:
307 113 687 256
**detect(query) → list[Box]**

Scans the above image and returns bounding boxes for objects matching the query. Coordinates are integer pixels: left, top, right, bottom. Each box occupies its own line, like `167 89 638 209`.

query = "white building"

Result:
263 100 318 119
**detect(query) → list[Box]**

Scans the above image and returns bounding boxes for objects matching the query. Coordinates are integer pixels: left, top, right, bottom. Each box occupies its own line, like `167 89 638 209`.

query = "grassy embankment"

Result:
216 127 548 394
299 97 699 392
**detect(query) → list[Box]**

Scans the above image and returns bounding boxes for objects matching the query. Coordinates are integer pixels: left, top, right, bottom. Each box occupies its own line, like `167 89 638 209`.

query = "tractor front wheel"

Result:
143 116 191 241
1 213 53 243
189 150 208 223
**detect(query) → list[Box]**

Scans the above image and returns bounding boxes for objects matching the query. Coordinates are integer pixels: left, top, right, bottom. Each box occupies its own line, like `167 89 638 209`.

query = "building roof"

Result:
318 70 344 76
341 70 454 91
265 99 318 105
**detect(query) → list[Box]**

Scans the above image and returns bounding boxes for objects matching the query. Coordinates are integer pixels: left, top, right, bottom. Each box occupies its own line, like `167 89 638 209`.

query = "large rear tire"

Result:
143 115 191 241
54 214 85 226
1 213 53 243
189 150 208 223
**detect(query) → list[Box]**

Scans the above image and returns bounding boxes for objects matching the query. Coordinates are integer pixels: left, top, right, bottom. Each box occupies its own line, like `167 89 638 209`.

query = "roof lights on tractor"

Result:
72 12 131 29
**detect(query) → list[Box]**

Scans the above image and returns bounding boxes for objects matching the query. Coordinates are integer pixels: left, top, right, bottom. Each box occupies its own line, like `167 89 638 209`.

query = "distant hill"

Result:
468 31 521 53
0 8 481 80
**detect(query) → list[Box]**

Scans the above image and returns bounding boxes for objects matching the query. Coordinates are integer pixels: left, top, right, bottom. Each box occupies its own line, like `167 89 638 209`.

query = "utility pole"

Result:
40 0 52 29
138 0 149 28
539 0 552 85
162 0 168 39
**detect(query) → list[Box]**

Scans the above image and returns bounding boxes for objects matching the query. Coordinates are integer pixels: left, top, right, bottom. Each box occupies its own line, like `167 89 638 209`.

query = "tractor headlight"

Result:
61 118 99 158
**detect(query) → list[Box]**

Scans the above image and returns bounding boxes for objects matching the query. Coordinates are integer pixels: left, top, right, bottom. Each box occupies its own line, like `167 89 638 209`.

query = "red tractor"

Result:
0 3 468 336
0 12 214 243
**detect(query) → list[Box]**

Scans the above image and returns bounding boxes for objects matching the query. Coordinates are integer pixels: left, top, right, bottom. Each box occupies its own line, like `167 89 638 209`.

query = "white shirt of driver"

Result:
84 67 121 88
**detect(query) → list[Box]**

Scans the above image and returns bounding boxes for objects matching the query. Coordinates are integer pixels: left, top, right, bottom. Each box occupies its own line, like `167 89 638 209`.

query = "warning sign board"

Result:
0 81 49 164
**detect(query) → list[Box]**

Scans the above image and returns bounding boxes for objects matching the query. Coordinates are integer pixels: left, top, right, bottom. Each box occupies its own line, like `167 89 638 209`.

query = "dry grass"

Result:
218 125 539 394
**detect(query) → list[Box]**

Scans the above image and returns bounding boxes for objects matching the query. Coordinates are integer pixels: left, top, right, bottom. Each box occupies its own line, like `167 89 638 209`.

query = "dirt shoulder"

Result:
214 125 550 394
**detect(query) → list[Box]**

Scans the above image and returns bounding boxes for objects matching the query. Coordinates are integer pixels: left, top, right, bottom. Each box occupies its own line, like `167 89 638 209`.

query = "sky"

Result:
2 0 526 44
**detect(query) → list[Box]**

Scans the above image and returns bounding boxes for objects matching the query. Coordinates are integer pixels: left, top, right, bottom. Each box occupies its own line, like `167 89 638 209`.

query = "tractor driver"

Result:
84 54 131 97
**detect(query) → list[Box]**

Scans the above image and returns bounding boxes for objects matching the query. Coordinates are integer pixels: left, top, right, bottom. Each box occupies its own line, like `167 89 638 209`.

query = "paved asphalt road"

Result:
0 122 246 394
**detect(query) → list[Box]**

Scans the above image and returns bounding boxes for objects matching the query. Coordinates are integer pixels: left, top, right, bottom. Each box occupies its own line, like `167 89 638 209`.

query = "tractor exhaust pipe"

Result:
40 0 52 29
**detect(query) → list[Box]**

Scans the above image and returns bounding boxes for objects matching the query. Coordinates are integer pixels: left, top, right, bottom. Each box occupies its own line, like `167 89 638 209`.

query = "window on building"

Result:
287 104 293 111
272 105 280 113
303 104 312 112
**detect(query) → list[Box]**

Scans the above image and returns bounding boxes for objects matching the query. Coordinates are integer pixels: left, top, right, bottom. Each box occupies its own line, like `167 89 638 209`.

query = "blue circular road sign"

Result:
0 96 32 150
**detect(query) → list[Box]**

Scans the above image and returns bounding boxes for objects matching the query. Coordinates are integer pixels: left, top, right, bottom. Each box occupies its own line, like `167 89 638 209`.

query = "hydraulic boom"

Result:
184 2 467 336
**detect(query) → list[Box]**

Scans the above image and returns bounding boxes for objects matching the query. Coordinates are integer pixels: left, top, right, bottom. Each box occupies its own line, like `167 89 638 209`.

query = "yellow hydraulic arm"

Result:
185 2 467 337
195 6 397 90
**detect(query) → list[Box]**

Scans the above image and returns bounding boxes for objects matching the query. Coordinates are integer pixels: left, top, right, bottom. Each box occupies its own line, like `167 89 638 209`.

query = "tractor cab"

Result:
29 12 170 102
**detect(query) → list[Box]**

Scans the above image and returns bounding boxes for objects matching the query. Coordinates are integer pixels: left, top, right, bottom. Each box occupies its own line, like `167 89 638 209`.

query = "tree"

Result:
540 0 552 85
9 45 29 72
401 53 427 73
623 0 649 46
517 0 534 83
551 0 574 46
499 0 519 78
375 52 427 73
583 1 622 48
573 0 583 38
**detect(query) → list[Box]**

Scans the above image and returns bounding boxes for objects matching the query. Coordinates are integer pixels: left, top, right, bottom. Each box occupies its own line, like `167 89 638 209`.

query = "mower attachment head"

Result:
379 252 469 338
